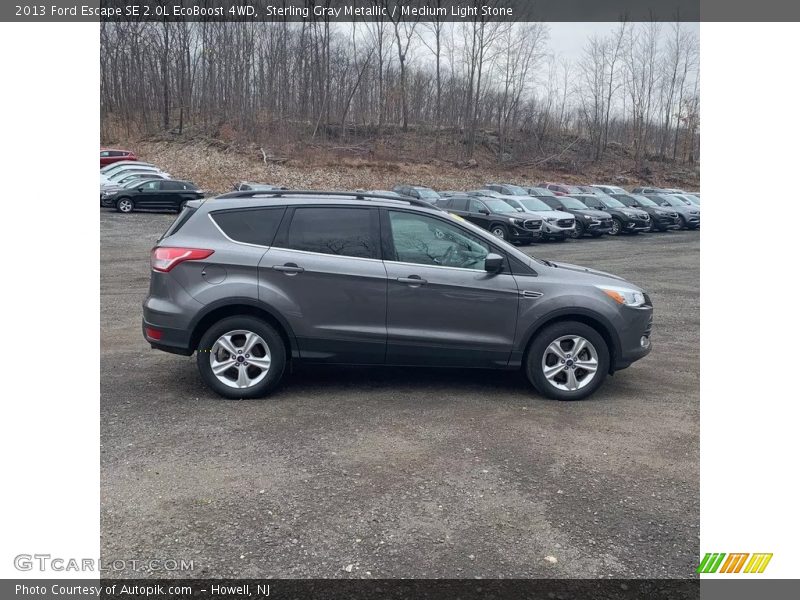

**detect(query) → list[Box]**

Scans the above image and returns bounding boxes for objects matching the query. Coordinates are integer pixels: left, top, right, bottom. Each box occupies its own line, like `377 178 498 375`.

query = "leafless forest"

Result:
100 18 699 170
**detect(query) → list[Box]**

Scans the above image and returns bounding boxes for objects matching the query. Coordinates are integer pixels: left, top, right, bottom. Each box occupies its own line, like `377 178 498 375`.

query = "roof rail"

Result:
214 189 441 209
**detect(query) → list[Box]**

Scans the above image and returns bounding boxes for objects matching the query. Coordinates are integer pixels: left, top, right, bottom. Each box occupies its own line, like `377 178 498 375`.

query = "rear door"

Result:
382 209 519 368
258 206 387 364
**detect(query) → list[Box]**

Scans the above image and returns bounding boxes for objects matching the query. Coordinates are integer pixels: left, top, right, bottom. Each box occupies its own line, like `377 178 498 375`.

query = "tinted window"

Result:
140 180 161 191
286 208 378 259
160 181 182 191
450 198 469 210
388 211 489 271
212 207 286 246
100 151 110 157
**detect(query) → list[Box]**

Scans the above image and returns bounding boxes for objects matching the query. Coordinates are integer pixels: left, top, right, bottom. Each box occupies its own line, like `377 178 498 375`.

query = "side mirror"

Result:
478 207 489 215
484 253 503 273
136 187 143 192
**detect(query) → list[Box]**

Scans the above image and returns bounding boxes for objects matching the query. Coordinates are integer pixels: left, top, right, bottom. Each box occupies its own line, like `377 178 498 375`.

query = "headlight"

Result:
642 214 650 220
509 217 522 225
596 285 646 307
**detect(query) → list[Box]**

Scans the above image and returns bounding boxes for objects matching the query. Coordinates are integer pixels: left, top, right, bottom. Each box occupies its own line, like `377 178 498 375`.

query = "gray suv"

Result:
143 191 653 401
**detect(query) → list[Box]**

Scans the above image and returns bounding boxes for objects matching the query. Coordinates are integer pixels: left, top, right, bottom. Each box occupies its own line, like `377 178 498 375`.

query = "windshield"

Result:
558 196 589 210
484 199 518 213
657 195 688 207
515 197 553 211
630 194 657 207
598 196 625 208
416 188 440 200
501 184 528 195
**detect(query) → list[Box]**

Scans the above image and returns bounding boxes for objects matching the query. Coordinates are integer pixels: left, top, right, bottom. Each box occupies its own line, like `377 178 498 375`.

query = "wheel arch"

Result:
520 308 621 374
188 298 297 359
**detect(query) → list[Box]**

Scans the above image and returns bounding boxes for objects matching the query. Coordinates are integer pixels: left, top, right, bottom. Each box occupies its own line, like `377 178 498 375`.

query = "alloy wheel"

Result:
541 335 599 392
118 199 133 213
492 227 505 239
610 219 621 235
210 329 272 389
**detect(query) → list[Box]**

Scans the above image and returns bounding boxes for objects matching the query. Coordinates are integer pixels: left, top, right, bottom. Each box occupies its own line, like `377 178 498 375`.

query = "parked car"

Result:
100 163 166 184
476 188 575 241
437 193 542 243
101 179 204 213
100 148 138 167
233 182 284 191
392 185 441 203
609 193 681 231
631 186 667 194
143 190 653 401
538 182 586 196
535 195 614 238
590 184 628 195
578 193 651 235
100 160 155 175
100 171 169 197
671 193 701 207
644 194 701 229
679 193 700 206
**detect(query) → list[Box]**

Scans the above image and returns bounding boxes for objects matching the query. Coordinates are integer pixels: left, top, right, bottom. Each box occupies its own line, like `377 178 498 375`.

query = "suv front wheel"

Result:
525 321 609 400
196 316 286 399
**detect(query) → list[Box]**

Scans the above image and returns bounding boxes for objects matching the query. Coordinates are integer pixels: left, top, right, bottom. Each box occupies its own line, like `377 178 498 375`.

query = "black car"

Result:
578 193 651 235
537 195 614 238
101 179 204 213
610 193 681 231
436 194 542 243
393 185 442 204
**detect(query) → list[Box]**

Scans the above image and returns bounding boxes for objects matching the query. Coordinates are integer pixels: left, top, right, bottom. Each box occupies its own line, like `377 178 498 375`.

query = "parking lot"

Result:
101 209 699 578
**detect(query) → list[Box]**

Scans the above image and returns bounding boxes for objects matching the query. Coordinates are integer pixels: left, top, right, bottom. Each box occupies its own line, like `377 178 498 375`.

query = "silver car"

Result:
143 190 653 401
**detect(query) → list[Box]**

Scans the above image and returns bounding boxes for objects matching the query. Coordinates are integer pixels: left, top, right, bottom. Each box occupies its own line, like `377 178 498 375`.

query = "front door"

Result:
382 209 519 368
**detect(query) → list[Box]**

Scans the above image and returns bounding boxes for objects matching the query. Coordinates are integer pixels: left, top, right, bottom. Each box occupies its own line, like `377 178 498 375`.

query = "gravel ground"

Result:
100 209 699 579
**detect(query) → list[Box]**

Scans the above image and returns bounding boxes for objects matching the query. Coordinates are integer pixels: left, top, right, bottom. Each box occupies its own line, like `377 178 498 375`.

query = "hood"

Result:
672 204 701 217
510 211 544 222
542 261 641 289
617 207 649 218
573 208 612 219
529 209 575 221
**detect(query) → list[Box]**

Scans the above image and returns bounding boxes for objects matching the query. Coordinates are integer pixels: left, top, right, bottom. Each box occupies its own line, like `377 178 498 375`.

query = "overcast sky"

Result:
547 22 700 62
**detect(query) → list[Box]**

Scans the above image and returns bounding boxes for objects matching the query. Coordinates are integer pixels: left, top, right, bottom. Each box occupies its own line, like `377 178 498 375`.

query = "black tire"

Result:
196 316 287 399
569 221 584 239
179 200 188 212
678 215 688 229
590 232 603 238
524 320 610 401
116 197 134 213
609 217 623 236
490 224 508 240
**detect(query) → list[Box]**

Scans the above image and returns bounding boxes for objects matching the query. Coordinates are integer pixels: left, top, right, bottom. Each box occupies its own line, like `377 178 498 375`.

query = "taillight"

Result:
151 247 214 272
144 326 163 340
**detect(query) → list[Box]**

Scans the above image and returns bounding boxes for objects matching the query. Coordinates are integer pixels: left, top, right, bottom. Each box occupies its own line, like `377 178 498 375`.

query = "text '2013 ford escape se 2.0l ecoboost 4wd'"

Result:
143 191 653 401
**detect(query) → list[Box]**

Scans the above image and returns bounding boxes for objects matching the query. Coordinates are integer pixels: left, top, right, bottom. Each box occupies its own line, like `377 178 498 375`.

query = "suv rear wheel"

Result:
196 316 286 399
525 321 609 400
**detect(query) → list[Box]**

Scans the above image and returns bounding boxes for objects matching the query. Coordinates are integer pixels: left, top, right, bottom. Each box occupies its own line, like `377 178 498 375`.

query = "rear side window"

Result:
286 207 378 259
212 207 286 246
450 198 468 210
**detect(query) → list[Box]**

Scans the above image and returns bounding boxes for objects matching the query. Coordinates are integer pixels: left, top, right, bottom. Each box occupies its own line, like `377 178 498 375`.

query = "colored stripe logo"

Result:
697 553 773 573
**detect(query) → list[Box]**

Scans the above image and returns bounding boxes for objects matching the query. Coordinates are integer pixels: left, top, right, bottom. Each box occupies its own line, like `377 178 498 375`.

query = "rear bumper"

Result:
142 319 193 356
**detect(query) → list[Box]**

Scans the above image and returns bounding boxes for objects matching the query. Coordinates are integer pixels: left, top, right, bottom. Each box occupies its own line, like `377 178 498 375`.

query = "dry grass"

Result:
124 137 700 196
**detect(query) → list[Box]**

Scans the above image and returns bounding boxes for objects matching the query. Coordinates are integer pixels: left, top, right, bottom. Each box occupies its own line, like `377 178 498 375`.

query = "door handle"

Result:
273 263 304 274
397 276 427 285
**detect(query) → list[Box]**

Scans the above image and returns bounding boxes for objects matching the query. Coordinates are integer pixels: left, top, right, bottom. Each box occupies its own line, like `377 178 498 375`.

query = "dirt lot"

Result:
100 209 699 578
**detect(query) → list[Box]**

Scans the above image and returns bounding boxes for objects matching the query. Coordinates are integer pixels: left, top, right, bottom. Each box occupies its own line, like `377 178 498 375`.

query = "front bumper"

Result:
684 216 701 229
623 218 651 232
542 221 576 237
509 224 542 241
654 215 681 230
101 196 116 207
613 306 653 371
585 220 612 234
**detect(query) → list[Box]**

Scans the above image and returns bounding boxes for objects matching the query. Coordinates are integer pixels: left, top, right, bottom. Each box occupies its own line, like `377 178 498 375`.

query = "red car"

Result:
100 148 138 167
